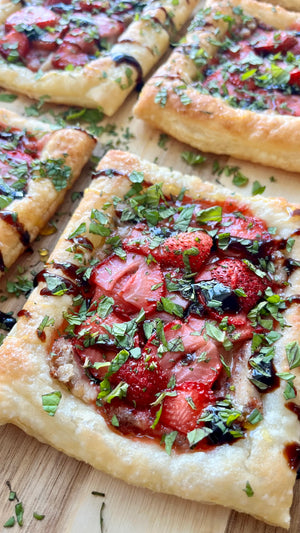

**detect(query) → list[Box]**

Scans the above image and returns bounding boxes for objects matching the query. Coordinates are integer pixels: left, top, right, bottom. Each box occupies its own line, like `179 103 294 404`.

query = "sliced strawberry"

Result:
24 47 49 72
32 27 67 52
63 28 98 55
160 381 214 434
91 253 165 315
52 42 89 69
75 312 124 379
122 223 151 256
152 231 213 271
251 31 297 54
45 0 73 4
219 213 270 242
145 317 222 386
0 29 29 60
93 13 124 42
110 354 168 408
5 6 59 31
6 150 33 165
80 0 109 10
289 68 300 87
229 72 256 92
196 258 267 313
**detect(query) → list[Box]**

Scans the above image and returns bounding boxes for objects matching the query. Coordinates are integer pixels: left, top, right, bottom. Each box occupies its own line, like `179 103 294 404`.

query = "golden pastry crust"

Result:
134 0 300 172
0 0 199 114
1 150 300 529
0 107 96 273
257 0 300 9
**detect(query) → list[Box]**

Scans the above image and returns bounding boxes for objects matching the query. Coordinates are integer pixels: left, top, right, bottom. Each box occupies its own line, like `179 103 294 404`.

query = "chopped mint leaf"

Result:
197 205 222 223
163 431 177 455
0 93 17 102
3 517 15 528
111 414 119 427
181 151 206 166
15 502 24 526
243 481 254 497
247 408 263 425
33 513 45 520
252 180 265 196
42 390 62 416
187 427 213 447
286 341 300 369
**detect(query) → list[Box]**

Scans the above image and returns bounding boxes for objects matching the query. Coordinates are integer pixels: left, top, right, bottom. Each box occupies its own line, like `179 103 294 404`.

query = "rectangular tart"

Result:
134 0 300 172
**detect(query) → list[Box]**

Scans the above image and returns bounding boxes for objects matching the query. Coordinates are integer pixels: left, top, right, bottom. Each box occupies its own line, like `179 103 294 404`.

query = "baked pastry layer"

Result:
0 149 300 528
134 0 300 172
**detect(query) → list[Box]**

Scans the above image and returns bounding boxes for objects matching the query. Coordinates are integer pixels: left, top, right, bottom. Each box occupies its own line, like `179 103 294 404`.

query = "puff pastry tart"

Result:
1 149 300 528
0 107 95 274
0 0 199 114
134 0 300 172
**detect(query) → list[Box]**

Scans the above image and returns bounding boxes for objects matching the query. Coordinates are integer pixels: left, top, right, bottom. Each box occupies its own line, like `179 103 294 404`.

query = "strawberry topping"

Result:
160 382 214 435
251 30 297 55
198 258 267 313
152 231 213 271
144 318 222 387
218 213 270 242
110 354 168 408
91 253 165 315
5 6 59 31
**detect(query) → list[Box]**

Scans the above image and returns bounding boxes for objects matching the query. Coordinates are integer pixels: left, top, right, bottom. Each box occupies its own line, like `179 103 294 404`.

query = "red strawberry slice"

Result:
110 354 168 408
122 223 151 256
0 29 29 60
251 31 297 54
52 42 89 69
93 13 124 42
5 6 59 31
196 258 267 313
80 1 109 11
160 381 214 434
32 26 67 52
63 28 98 55
152 231 213 271
219 213 270 241
289 68 300 87
145 317 222 386
91 252 165 315
75 312 126 379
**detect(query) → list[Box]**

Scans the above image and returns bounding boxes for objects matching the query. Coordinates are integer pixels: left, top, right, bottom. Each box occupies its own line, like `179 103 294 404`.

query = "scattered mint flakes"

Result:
3 517 15 528
181 150 206 166
32 158 72 192
42 390 62 416
163 430 177 455
33 512 45 521
15 502 24 526
286 341 300 369
252 180 265 196
246 408 263 425
187 427 213 447
243 481 254 497
0 93 17 102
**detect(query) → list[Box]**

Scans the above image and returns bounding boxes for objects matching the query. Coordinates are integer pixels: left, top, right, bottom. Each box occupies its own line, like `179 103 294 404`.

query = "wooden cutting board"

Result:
1 91 300 533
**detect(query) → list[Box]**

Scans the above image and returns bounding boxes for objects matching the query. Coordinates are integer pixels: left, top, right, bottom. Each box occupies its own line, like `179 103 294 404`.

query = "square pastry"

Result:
0 0 199 114
1 149 300 528
0 107 95 274
134 0 300 172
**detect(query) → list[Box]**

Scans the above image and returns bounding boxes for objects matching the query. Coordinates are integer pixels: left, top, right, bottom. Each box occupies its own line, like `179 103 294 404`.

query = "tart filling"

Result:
47 169 298 454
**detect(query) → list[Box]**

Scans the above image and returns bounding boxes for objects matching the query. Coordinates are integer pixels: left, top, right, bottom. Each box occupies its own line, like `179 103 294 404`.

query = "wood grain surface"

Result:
1 88 300 533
